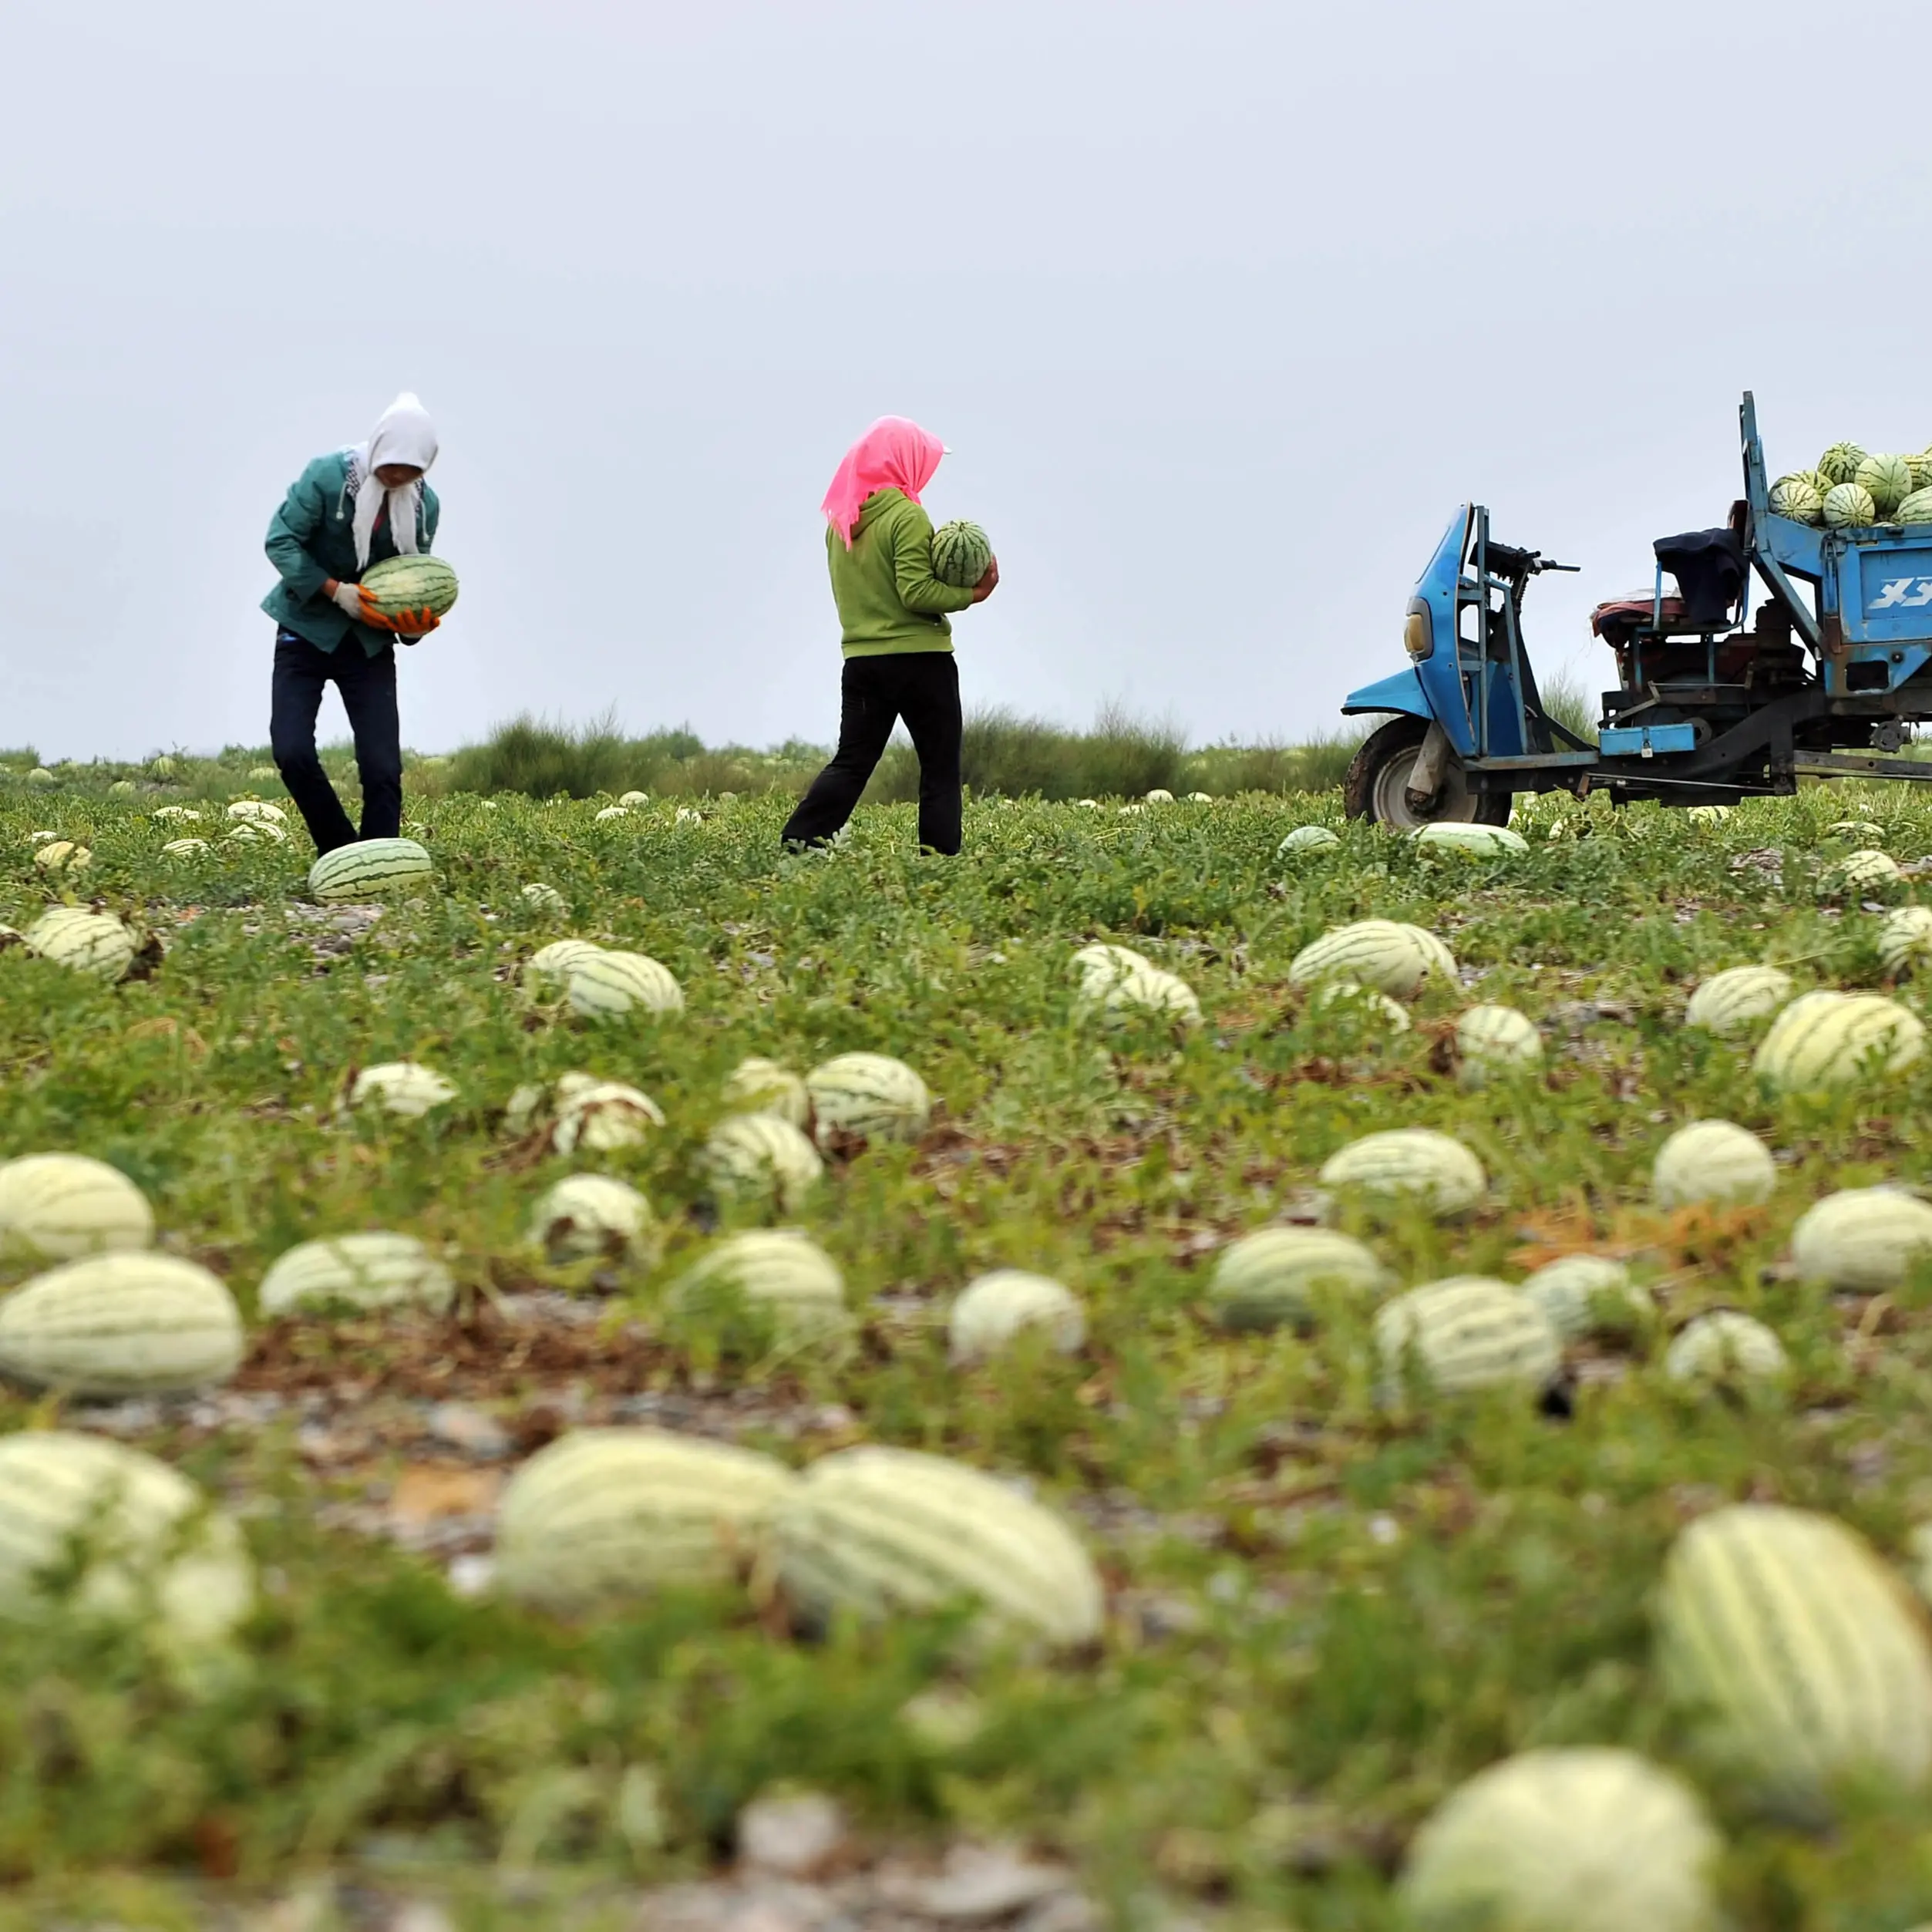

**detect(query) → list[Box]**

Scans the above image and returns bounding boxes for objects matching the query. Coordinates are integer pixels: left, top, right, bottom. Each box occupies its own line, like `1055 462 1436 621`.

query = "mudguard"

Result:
1341 667 1433 722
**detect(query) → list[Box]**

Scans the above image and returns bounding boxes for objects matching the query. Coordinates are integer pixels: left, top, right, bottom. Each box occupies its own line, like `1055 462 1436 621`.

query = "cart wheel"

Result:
1344 715 1511 826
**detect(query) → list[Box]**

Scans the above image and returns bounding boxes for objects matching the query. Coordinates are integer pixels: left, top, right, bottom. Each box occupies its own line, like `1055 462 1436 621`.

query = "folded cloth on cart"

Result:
1591 591 1688 643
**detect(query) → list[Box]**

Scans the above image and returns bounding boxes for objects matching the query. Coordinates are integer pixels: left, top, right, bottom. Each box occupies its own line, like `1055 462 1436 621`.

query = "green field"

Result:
5 762 1932 1928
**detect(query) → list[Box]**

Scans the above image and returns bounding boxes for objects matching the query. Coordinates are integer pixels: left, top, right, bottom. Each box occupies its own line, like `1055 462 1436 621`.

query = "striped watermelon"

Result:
308 837 434 903
32 840 89 873
1071 942 1155 988
0 1254 244 1395
1819 442 1869 486
226 799 286 825
1375 1277 1561 1403
947 1270 1086 1363
806 1052 932 1145
719 1056 811 1128
1754 989 1924 1091
673 1230 847 1341
1651 1120 1776 1209
257 1232 455 1317
1790 1187 1932 1291
1205 1227 1384 1333
1823 482 1878 528
161 838 209 857
768 1445 1102 1648
346 1061 458 1118
551 1079 665 1155
1319 1128 1486 1217
1399 1747 1721 1932
1277 824 1341 856
929 520 991 588
357 553 459 623
24 909 138 983
0 1432 254 1649
1654 1503 1932 1811
1289 920 1455 998
226 820 288 847
496 1428 799 1613
1767 474 1825 524
1899 486 1932 525
565 950 685 1019
1664 1311 1788 1390
1834 847 1901 890
1684 965 1794 1032
524 938 604 996
1076 963 1203 1028
702 1113 825 1211
1454 1004 1543 1085
1877 906 1932 975
1308 978 1412 1035
1856 453 1914 517
1520 1254 1653 1343
1413 822 1528 857
0 1153 154 1262
529 1173 660 1264
519 882 567 915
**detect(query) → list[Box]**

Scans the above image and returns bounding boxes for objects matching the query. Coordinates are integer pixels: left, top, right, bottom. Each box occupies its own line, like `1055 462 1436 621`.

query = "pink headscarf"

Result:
821 416 945 548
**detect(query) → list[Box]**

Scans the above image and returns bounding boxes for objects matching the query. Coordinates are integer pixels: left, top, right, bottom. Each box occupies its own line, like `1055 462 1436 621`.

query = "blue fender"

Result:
1341 667 1433 722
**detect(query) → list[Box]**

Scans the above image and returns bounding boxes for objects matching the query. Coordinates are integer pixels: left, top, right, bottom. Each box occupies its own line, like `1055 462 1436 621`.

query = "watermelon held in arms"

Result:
930 520 992 589
357 554 459 626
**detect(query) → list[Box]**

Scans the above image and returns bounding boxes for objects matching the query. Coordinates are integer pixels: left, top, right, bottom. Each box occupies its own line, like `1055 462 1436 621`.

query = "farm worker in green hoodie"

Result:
781 417 998 856
262 392 443 855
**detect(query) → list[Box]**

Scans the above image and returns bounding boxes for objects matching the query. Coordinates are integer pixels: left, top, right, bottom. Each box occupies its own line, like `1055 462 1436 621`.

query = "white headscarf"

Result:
348 392 439 571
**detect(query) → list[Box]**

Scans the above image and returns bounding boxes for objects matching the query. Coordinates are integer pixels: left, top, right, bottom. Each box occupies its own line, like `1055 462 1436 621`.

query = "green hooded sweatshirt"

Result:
261 451 442 657
826 488 977 658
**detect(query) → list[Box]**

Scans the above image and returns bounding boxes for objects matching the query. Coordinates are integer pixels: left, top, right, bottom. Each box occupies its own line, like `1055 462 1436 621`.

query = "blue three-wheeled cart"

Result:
1343 392 1932 823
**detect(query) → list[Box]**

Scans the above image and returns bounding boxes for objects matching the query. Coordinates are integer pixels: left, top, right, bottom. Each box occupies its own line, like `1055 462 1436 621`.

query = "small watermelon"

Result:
1823 483 1878 529
357 554 459 624
930 520 991 589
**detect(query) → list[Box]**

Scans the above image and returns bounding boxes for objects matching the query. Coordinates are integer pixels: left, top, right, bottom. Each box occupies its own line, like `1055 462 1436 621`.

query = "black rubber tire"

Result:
1343 715 1512 826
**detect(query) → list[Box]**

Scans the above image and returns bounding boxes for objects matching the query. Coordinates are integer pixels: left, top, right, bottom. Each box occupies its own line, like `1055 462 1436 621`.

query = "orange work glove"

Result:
352 582 441 639
388 605 443 641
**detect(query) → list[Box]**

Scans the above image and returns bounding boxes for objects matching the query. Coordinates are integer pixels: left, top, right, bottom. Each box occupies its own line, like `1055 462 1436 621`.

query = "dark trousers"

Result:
782 651 963 855
269 628 402 854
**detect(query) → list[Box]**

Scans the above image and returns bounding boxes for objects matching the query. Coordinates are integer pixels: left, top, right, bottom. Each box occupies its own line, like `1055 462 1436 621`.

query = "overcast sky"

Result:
7 0 1932 761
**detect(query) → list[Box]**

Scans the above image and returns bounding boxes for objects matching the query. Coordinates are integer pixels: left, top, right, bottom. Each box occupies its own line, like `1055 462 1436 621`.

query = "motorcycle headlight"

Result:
1404 601 1433 661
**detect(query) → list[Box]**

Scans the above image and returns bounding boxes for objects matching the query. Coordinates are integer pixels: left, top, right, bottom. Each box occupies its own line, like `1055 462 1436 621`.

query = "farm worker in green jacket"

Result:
781 416 998 856
262 392 443 855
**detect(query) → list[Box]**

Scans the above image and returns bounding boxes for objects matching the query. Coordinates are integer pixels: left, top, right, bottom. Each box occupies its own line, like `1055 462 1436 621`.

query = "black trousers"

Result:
782 651 963 855
269 628 402 854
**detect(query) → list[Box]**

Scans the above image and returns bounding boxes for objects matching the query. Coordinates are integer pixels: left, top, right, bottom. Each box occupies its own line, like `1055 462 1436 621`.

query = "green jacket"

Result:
827 489 977 657
261 451 442 656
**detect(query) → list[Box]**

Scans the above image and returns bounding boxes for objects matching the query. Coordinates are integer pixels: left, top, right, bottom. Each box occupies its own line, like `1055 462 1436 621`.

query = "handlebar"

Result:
1485 538 1578 581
